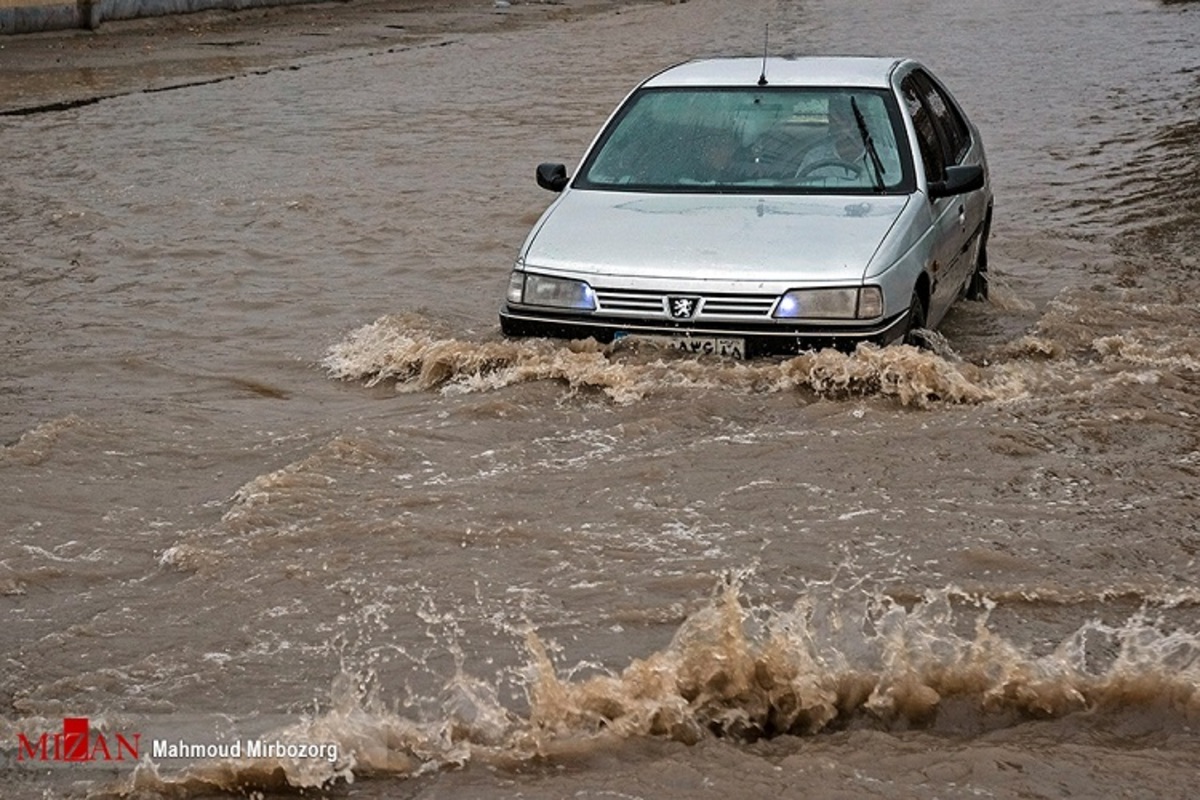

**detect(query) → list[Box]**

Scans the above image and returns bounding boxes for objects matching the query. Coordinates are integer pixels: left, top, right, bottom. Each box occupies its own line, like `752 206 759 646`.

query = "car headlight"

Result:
772 287 883 320
508 271 597 311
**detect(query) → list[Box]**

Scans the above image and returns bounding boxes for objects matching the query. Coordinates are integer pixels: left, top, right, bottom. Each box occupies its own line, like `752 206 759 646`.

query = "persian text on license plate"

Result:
664 336 746 359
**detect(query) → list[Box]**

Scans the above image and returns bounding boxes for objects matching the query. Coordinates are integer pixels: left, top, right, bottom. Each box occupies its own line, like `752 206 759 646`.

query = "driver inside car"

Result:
795 94 898 184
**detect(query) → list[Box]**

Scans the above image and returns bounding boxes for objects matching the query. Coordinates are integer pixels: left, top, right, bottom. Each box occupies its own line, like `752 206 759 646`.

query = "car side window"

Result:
900 75 945 184
912 70 971 165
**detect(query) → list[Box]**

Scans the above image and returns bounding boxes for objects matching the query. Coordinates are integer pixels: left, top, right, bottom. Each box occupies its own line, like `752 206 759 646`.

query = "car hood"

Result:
523 190 910 283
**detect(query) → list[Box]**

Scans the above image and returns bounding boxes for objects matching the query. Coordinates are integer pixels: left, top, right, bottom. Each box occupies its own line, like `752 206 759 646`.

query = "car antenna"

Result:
757 24 769 86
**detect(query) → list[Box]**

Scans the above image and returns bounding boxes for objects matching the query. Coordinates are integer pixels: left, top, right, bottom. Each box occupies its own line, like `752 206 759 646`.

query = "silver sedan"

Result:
500 56 992 358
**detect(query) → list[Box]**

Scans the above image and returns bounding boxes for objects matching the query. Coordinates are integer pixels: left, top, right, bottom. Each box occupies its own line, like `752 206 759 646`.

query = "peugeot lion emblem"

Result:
668 296 700 319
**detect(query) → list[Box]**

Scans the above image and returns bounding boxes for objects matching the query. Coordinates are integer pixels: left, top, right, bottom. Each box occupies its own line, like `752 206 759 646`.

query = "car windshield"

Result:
576 87 912 194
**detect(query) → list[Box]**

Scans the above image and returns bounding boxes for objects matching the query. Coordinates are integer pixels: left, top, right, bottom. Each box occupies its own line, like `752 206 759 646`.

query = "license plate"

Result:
639 334 746 359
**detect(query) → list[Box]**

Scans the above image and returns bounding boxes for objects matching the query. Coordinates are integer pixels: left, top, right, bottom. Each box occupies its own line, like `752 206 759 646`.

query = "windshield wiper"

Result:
850 96 886 192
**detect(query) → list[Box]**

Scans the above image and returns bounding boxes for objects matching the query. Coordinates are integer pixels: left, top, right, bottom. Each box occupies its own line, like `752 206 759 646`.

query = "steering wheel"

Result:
795 159 863 179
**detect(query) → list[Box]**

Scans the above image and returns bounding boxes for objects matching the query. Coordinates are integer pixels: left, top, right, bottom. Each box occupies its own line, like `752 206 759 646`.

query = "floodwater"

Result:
2 0 1199 797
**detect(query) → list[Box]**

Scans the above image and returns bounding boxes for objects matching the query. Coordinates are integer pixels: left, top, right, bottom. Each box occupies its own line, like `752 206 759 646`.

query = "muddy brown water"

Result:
3 0 1200 797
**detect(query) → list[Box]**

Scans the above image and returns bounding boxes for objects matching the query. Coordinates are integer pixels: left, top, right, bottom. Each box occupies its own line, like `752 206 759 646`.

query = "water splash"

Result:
0 414 85 467
323 289 1200 410
322 315 1019 407
96 576 1200 797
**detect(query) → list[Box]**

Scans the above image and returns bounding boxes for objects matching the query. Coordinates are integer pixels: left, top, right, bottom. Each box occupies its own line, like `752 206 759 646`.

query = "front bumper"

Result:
499 306 909 356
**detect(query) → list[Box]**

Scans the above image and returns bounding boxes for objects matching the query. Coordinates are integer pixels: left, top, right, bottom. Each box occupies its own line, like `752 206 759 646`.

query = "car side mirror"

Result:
536 163 569 193
928 164 984 199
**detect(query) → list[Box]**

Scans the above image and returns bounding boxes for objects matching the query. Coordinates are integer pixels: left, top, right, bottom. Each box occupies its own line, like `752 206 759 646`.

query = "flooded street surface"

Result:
3 0 1200 797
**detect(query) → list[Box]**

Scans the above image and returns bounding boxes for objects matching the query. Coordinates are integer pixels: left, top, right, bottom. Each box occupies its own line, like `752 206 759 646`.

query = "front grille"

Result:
592 288 665 314
700 296 776 316
593 287 776 320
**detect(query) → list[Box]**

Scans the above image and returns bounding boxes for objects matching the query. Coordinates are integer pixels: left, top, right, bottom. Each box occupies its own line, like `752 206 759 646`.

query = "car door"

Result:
900 72 968 327
916 71 986 298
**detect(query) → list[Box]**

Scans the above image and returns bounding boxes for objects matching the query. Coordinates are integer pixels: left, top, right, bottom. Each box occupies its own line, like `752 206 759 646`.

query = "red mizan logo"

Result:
17 718 140 762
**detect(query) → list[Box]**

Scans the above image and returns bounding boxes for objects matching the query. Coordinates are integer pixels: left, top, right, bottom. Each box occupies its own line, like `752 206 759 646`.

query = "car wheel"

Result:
964 213 991 301
902 290 929 348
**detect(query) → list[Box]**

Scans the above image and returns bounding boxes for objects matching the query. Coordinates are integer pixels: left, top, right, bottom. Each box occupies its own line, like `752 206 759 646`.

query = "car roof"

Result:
641 56 909 89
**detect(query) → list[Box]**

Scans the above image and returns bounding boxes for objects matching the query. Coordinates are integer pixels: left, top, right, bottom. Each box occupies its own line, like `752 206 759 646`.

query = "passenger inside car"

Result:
691 128 754 182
